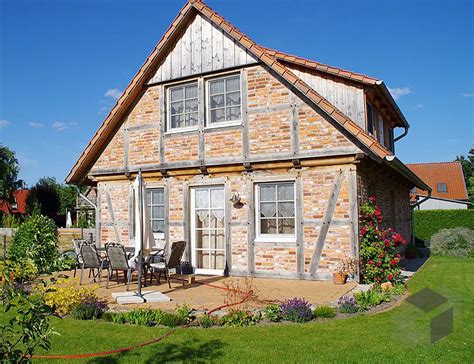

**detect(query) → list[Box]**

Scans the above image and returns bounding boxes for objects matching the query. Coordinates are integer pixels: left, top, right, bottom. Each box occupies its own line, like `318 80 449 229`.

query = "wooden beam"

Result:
308 170 345 273
224 181 232 273
290 94 300 156
295 176 304 275
159 84 166 165
241 69 250 160
348 168 360 281
247 179 255 274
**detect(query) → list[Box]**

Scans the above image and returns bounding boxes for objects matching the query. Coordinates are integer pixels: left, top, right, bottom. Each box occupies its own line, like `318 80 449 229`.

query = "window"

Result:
11 196 18 210
147 189 165 235
207 74 241 125
256 182 296 240
377 113 384 145
366 102 375 136
168 82 198 130
437 183 448 193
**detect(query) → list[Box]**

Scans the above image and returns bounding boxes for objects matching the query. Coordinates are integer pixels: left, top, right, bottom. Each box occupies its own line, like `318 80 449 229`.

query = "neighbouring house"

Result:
66 0 430 280
407 162 470 210
0 189 29 217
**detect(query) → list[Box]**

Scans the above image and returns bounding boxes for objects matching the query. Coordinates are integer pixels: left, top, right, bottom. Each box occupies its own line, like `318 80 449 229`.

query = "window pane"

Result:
170 101 183 115
226 91 240 106
185 84 197 99
260 202 276 218
278 184 294 200
210 109 225 123
195 211 209 228
151 190 163 204
260 219 277 234
225 76 240 92
185 113 198 127
279 218 295 234
210 94 224 108
260 185 276 202
210 188 224 208
146 191 152 205
171 115 183 128
226 107 241 121
195 189 209 208
185 99 198 113
170 87 184 101
278 202 295 217
210 79 224 94
210 230 225 250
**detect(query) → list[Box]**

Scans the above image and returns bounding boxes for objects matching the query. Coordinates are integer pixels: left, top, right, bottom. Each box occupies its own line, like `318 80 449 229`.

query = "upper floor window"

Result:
256 182 296 241
366 102 375 136
377 113 385 145
437 183 448 193
207 74 241 125
168 82 198 131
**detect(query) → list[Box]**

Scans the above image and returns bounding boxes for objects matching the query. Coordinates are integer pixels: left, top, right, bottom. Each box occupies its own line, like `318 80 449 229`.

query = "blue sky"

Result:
0 0 473 186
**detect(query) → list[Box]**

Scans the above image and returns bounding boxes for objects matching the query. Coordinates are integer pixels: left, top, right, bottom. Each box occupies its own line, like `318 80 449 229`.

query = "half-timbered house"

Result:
66 0 430 280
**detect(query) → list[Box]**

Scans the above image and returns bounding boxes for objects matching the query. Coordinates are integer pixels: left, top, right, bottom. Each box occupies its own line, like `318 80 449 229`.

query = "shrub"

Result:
414 209 474 241
220 310 260 327
196 315 218 328
354 290 383 311
2 214 21 228
174 304 193 325
105 306 191 327
313 305 336 318
39 277 99 316
359 197 406 284
0 258 38 284
263 304 282 322
338 295 358 314
70 297 107 320
430 228 474 257
8 214 59 274
280 298 313 323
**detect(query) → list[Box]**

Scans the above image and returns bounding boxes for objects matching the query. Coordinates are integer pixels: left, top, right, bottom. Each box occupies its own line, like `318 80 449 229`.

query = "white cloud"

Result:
388 87 412 100
414 104 424 109
0 119 10 128
52 121 78 131
28 122 45 128
104 88 122 100
462 93 474 97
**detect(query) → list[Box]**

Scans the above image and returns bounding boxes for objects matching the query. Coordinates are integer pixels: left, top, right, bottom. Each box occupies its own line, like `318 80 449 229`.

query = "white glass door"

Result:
191 186 225 275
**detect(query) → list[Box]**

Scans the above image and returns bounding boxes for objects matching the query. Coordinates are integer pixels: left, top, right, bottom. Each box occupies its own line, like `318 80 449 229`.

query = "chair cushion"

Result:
149 262 166 270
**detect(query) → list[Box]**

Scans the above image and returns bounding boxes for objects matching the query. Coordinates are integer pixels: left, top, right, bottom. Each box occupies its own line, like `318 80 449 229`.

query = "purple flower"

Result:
280 298 313 323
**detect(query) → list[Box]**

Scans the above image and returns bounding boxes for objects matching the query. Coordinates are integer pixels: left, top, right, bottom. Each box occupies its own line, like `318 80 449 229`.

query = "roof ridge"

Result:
407 161 462 166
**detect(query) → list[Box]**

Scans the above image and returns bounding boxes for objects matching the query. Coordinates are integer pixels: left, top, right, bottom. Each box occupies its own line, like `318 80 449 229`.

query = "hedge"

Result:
414 209 474 241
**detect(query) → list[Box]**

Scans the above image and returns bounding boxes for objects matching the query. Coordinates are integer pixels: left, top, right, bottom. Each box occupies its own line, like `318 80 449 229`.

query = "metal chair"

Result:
105 242 137 291
72 239 86 278
148 241 187 288
79 242 109 285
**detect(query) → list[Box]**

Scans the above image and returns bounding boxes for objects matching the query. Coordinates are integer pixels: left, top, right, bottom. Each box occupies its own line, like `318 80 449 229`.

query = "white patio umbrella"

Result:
130 169 154 297
66 210 72 228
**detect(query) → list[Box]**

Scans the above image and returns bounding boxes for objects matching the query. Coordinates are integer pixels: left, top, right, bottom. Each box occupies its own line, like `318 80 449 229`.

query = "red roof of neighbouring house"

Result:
407 162 468 200
0 189 29 215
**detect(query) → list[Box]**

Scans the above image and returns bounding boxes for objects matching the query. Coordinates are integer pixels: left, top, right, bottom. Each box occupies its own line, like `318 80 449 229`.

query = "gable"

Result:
148 13 258 85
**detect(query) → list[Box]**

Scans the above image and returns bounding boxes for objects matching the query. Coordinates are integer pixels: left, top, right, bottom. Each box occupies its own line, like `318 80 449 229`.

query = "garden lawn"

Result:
1 256 473 363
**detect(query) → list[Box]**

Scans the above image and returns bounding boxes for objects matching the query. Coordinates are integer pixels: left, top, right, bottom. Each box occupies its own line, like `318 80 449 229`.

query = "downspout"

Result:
409 191 432 245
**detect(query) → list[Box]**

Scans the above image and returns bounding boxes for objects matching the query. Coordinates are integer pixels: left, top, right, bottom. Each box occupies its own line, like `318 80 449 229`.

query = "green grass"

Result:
2 256 473 363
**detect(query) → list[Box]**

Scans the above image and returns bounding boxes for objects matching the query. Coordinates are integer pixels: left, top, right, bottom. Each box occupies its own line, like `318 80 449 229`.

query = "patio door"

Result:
191 186 225 275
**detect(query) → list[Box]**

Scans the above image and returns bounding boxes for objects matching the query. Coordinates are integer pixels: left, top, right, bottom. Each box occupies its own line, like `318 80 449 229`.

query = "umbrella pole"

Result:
137 169 143 298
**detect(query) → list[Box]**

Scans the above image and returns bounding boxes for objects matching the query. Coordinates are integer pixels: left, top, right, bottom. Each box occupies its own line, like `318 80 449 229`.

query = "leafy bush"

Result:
220 310 260 327
313 305 336 318
39 277 99 316
196 315 218 328
0 258 38 284
430 228 474 257
354 290 383 311
414 209 474 241
105 306 192 327
263 304 282 322
280 298 313 323
2 214 21 228
338 295 358 314
174 304 193 325
360 197 406 284
8 214 60 274
70 297 107 320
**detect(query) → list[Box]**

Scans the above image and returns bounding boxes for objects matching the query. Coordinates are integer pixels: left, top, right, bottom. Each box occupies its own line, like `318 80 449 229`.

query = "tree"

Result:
455 148 474 206
26 178 61 218
0 145 23 211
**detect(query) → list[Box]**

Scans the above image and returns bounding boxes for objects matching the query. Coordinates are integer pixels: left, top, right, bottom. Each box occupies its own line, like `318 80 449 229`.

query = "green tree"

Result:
26 178 61 218
455 148 474 206
0 145 23 212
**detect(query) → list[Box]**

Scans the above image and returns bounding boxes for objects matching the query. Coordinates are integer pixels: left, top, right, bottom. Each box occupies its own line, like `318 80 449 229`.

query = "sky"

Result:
0 0 473 187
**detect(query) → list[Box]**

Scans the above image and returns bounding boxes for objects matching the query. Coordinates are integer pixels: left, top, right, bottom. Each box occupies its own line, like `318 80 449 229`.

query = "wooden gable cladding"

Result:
148 13 258 85
288 65 366 128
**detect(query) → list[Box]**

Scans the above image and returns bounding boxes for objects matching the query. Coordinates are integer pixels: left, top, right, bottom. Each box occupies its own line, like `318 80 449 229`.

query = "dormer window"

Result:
366 102 375 136
437 183 448 193
167 82 198 131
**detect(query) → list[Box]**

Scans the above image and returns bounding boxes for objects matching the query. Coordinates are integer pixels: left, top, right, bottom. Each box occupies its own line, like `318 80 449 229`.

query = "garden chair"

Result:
148 241 187 288
72 239 87 278
105 242 137 291
79 242 109 286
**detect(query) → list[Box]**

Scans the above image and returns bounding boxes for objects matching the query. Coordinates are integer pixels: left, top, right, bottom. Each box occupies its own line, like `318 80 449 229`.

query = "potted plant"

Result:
333 257 358 285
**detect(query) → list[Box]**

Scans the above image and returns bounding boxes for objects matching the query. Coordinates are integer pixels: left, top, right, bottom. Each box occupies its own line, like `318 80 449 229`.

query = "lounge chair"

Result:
79 242 109 286
105 242 137 291
148 241 187 288
72 239 87 278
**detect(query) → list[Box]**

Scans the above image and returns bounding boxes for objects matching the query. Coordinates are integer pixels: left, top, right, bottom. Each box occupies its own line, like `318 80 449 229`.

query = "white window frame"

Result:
254 182 297 243
147 188 165 240
166 81 199 133
377 113 385 145
205 73 243 129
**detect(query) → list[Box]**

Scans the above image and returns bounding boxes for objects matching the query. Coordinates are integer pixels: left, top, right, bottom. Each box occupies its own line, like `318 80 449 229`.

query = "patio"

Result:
60 270 357 312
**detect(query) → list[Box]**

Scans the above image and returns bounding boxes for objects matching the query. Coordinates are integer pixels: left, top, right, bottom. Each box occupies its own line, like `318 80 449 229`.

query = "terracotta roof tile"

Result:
407 162 468 200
